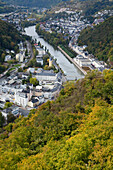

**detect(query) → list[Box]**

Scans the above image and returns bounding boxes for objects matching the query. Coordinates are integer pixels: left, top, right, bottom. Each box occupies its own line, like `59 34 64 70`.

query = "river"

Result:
25 26 84 80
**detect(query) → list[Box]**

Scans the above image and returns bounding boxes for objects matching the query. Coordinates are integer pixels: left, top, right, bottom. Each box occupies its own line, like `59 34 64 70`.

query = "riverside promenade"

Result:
58 46 87 76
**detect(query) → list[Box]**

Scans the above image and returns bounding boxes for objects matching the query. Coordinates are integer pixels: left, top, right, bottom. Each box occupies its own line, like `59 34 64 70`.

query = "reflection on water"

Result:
25 26 84 80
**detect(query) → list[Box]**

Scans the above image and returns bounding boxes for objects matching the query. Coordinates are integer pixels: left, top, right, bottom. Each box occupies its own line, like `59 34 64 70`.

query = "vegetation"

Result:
82 0 113 17
0 70 113 168
4 102 13 109
30 77 39 87
36 24 69 49
0 1 15 13
0 112 5 128
0 19 23 73
3 0 68 8
59 44 77 58
78 16 113 65
0 19 22 58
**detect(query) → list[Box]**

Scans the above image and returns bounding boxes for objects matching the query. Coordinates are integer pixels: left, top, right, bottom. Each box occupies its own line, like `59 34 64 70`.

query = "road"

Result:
26 41 34 66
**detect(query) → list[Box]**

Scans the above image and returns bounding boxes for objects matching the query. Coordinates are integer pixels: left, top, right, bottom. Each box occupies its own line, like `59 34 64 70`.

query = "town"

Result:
39 8 108 72
0 6 112 123
0 40 63 122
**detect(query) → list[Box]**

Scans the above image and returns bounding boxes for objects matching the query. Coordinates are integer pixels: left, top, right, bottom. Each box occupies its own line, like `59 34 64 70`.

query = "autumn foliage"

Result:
0 70 113 169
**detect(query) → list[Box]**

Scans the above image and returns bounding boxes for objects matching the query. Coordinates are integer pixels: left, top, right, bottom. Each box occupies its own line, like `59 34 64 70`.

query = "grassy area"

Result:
8 64 21 72
59 45 76 58
14 64 21 67
8 67 15 72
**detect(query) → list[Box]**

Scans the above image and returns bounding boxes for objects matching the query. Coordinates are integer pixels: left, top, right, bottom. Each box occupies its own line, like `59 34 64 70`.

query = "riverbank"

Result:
58 46 87 76
25 26 84 80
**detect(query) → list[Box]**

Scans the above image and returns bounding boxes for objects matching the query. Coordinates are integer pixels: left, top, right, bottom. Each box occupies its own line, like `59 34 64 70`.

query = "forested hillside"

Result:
82 0 113 16
0 2 14 14
2 0 68 8
0 19 22 60
78 16 113 65
0 1 14 13
0 70 113 169
0 19 23 73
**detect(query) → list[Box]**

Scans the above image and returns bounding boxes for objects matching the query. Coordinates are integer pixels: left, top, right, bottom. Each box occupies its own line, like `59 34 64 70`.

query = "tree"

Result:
18 67 23 72
30 78 39 87
7 113 16 123
0 112 5 127
4 102 13 109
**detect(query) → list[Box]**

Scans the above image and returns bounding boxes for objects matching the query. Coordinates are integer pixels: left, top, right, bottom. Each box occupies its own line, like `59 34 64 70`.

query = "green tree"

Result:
4 102 13 109
7 113 16 124
30 78 39 87
0 112 5 127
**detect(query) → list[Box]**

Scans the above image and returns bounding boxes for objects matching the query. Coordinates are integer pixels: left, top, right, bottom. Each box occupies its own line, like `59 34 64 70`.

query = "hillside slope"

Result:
78 16 113 65
0 1 15 13
0 19 22 61
0 70 113 169
2 0 68 8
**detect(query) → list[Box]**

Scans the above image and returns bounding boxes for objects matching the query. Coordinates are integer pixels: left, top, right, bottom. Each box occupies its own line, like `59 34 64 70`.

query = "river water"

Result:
25 26 84 80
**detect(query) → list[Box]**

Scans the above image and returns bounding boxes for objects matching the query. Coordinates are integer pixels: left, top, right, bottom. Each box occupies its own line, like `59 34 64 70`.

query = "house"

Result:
16 51 25 63
5 49 10 53
0 101 5 109
38 48 46 55
2 108 12 120
38 95 44 104
28 98 39 108
36 85 42 90
26 83 33 89
27 68 35 74
19 108 30 117
11 50 15 54
22 72 29 79
92 60 105 70
1 105 20 120
36 55 43 65
5 55 11 62
93 18 104 25
27 18 36 22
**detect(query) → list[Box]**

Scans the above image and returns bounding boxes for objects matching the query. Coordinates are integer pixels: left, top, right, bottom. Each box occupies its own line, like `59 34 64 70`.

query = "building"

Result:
27 68 35 73
15 89 32 108
92 60 105 70
0 101 5 109
28 98 39 108
93 18 104 25
22 72 29 79
16 51 25 62
36 70 57 82
1 105 20 120
5 55 11 62
74 55 91 67
36 56 43 65
49 58 53 67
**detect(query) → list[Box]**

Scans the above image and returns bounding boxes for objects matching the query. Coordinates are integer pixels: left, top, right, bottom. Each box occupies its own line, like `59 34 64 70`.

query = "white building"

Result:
27 68 35 73
92 60 105 69
36 70 57 81
15 90 32 108
5 55 11 62
38 95 44 104
49 58 53 67
36 56 43 65
16 51 25 63
35 47 46 55
74 55 91 67
1 106 20 120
